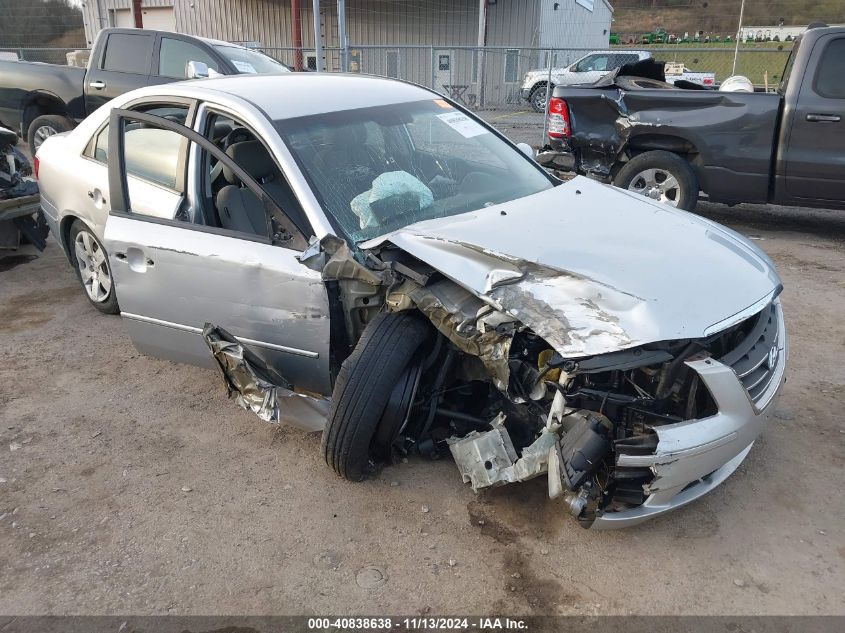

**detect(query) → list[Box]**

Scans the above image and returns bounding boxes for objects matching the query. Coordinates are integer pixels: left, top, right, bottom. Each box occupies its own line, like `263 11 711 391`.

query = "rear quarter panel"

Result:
0 61 86 131
559 87 782 204
37 131 109 259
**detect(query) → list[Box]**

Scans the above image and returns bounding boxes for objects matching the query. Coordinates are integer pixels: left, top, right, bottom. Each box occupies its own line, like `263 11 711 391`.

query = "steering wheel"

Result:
222 126 253 150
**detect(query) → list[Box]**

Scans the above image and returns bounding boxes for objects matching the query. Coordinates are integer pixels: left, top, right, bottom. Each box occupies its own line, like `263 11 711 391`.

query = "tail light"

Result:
547 97 571 138
33 155 39 180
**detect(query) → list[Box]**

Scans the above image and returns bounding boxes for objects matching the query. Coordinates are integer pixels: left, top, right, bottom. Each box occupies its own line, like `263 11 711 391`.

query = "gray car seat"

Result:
215 140 307 236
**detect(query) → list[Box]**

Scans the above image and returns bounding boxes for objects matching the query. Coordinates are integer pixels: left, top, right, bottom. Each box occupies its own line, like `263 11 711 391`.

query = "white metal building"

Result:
79 1 613 107
81 1 614 50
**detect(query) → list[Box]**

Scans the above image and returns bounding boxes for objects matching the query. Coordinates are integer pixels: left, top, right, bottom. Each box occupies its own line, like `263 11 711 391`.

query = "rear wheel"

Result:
69 220 119 315
27 114 73 156
613 150 699 210
322 311 430 481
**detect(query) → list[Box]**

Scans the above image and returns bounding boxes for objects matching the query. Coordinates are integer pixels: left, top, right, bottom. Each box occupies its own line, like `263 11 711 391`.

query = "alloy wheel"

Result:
532 86 548 112
626 168 681 207
33 125 58 151
74 230 112 303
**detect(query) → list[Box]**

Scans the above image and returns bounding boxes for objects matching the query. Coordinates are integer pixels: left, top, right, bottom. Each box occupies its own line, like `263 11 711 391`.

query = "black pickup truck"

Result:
0 28 291 155
541 24 845 211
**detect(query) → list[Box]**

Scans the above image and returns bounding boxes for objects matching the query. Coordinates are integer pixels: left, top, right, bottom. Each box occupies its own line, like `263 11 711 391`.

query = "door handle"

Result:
90 80 106 90
114 252 127 261
806 113 841 122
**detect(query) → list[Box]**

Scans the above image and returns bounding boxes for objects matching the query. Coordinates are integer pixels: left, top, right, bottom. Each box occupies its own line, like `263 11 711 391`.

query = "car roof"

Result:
102 28 249 50
187 73 436 120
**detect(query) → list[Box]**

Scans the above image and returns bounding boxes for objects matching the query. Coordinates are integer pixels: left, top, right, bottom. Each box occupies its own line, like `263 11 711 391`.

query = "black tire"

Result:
529 83 549 113
68 220 120 315
613 150 699 211
322 311 430 481
27 114 73 156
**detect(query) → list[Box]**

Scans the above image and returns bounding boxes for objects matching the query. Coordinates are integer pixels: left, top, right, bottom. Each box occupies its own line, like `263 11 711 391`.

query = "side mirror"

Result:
186 60 209 79
516 142 534 159
569 64 578 72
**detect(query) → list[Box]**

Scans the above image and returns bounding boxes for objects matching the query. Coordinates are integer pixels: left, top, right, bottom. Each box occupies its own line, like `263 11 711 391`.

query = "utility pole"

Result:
732 0 745 76
337 0 349 72
132 0 143 28
313 0 324 72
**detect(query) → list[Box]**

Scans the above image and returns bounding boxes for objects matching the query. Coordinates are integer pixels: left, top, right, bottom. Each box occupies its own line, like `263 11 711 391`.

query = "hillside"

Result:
612 0 845 37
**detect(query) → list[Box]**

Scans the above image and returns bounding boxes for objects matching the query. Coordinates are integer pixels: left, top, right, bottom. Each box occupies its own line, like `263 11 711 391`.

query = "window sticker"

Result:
436 111 488 138
232 60 257 74
433 98 451 109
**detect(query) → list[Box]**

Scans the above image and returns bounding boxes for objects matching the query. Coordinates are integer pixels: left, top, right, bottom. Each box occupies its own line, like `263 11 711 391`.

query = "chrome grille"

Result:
719 302 781 404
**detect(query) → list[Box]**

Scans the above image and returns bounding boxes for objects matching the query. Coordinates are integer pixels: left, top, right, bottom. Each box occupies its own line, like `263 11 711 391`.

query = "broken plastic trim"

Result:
447 413 560 490
202 323 327 425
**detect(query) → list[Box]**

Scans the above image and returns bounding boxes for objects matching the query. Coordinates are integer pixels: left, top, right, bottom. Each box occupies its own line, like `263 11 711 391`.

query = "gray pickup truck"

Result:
0 27 290 155
542 24 845 211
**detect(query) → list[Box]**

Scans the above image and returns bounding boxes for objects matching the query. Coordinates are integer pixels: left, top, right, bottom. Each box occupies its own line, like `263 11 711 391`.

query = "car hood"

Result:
362 176 782 359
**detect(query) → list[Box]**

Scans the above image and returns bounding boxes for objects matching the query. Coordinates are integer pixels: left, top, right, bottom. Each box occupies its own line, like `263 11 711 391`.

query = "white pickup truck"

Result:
521 50 715 111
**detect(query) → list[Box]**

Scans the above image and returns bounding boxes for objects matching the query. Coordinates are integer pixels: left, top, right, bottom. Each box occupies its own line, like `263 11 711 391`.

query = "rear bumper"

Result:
590 300 787 529
520 88 532 100
39 195 62 246
536 147 575 171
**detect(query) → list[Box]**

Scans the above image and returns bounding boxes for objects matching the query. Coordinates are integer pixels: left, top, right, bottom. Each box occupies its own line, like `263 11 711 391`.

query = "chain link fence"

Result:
0 47 85 65
255 44 792 112
3 42 792 113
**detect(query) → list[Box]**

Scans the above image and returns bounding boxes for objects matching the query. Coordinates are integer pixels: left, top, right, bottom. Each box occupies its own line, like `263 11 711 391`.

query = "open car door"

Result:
102 107 332 424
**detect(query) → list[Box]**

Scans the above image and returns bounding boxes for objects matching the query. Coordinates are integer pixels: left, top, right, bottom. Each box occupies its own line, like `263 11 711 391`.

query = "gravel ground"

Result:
0 132 844 615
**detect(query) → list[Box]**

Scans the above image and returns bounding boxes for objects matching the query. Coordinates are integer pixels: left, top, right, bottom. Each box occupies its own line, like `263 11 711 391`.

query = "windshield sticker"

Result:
232 60 257 74
433 99 451 109
436 112 488 138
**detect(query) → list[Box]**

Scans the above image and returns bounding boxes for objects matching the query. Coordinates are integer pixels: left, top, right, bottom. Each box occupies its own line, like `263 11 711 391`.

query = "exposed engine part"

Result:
387 278 517 392
447 413 559 490
557 412 613 491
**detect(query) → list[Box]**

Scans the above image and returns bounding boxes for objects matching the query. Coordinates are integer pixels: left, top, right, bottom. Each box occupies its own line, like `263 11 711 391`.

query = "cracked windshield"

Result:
276 99 553 242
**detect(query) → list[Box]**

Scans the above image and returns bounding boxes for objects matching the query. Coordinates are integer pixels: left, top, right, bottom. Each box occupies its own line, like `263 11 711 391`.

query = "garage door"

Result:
112 7 175 31
141 7 175 32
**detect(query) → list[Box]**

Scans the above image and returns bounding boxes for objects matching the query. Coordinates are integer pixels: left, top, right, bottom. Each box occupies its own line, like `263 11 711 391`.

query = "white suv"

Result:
521 50 651 111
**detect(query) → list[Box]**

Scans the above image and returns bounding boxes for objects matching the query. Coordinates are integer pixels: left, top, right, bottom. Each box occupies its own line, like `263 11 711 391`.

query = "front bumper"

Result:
590 300 788 529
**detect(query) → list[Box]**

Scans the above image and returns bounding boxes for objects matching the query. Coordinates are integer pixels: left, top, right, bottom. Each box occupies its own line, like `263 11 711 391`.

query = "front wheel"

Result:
69 220 119 314
613 150 699 211
322 311 430 481
529 83 549 113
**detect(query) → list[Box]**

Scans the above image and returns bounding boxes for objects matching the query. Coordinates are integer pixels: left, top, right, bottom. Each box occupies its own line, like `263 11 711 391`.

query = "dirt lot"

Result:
1 155 844 614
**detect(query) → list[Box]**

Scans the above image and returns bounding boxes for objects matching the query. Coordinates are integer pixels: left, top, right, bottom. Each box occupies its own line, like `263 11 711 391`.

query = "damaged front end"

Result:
203 204 785 528
426 297 786 529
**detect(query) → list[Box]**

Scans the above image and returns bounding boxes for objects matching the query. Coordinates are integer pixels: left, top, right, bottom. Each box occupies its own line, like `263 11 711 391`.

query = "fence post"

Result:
541 49 552 146
312 0 323 72
732 0 746 75
430 46 435 91
479 48 486 109
337 0 348 72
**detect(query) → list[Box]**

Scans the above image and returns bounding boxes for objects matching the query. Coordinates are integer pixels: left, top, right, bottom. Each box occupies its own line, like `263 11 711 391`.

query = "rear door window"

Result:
814 38 845 99
88 104 189 168
102 33 154 75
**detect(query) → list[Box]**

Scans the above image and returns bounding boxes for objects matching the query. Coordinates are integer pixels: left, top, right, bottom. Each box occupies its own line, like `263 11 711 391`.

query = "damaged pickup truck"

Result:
540 24 845 212
36 73 787 528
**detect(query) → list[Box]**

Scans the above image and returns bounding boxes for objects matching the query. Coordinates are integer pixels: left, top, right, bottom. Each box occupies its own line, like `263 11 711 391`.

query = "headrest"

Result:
222 140 276 185
326 124 366 147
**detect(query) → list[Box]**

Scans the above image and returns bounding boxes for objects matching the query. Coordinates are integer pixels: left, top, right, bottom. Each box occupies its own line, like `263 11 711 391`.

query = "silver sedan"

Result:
35 74 787 528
